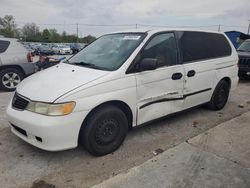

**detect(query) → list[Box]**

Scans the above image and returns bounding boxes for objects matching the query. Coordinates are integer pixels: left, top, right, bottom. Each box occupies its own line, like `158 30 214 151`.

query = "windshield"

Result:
237 41 250 52
66 33 146 71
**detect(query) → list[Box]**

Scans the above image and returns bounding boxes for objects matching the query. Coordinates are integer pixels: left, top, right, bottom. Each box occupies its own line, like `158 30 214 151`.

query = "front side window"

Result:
238 40 250 52
139 33 178 68
66 33 146 71
0 40 10 53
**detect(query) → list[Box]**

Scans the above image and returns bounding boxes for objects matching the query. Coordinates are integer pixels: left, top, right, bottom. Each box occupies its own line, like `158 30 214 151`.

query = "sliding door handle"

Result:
187 70 196 77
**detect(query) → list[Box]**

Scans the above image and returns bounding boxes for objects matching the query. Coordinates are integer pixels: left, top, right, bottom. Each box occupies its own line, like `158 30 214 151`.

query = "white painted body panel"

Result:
6 29 239 151
16 63 110 102
183 34 238 108
135 65 185 125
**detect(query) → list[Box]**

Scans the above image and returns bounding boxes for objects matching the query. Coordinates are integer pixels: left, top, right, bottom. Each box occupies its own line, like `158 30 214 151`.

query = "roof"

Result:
107 28 224 35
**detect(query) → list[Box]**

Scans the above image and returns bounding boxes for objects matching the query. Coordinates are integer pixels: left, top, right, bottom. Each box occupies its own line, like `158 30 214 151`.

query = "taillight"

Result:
27 52 33 62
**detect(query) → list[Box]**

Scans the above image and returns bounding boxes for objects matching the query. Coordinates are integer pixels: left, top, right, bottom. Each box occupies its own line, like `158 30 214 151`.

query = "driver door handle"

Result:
172 73 183 80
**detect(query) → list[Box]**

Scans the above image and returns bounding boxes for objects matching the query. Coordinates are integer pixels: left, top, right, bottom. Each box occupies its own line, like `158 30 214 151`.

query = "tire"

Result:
207 80 230 110
0 68 24 91
79 105 128 156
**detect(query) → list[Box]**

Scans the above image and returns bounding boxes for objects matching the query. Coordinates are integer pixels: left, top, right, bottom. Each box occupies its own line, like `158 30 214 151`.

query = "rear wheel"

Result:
207 80 230 110
79 105 128 156
0 68 24 91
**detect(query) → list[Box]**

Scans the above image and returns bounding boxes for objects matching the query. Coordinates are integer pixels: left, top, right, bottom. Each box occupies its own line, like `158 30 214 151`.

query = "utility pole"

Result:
135 24 138 29
76 23 79 43
248 20 250 34
218 24 221 32
63 20 65 33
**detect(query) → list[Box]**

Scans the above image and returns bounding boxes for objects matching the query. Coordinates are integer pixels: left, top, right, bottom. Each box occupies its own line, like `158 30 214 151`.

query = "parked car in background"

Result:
0 37 35 91
237 39 250 79
51 44 60 54
70 43 83 54
23 44 35 56
30 43 42 54
6 29 238 156
52 44 72 55
34 46 54 56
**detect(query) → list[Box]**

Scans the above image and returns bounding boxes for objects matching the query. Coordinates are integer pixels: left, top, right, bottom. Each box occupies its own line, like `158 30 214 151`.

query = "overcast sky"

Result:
0 0 250 36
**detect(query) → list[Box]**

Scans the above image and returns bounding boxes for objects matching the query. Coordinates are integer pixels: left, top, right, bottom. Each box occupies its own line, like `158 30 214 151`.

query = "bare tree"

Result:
22 23 40 41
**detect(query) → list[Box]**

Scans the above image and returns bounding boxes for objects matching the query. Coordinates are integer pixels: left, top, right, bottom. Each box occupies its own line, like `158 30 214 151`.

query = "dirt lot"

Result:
0 80 250 188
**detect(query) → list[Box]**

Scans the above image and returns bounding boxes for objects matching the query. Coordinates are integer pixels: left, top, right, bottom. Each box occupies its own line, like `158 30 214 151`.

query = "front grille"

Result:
12 93 29 110
239 57 250 68
12 124 27 137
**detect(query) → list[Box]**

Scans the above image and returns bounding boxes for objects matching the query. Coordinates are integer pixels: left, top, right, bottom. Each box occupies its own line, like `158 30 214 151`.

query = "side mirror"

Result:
137 58 158 72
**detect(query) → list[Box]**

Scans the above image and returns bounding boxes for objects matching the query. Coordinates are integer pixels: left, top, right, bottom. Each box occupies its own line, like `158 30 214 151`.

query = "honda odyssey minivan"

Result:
6 29 238 156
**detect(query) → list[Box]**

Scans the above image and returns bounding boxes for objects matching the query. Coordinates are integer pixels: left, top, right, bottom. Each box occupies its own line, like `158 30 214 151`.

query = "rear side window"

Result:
178 31 232 63
0 40 10 53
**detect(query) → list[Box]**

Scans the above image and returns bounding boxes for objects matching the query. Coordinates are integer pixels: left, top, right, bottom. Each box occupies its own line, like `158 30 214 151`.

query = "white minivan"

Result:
6 29 238 156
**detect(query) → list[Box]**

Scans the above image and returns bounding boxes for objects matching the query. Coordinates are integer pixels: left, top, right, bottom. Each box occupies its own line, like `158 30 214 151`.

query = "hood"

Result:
17 63 109 102
237 51 250 58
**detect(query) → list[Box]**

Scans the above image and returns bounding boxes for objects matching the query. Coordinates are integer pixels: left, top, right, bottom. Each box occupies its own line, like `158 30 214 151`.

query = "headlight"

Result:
26 101 75 116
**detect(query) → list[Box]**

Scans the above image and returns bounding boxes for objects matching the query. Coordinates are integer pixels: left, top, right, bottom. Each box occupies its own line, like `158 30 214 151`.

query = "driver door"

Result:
134 32 185 125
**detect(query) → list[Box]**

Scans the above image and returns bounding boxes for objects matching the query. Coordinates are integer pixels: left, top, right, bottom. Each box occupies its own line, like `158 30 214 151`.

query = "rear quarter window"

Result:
0 40 10 53
178 31 232 63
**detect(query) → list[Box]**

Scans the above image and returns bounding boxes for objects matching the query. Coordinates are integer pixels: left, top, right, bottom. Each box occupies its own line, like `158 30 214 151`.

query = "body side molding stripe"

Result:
216 64 234 70
139 88 212 109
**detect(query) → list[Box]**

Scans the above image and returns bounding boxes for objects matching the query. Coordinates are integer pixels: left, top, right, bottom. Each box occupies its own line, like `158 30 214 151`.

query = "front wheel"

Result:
207 80 230 110
0 68 24 91
79 105 128 156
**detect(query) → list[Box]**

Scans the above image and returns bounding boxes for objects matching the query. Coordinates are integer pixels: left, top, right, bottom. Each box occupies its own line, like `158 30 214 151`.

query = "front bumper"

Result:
6 102 88 151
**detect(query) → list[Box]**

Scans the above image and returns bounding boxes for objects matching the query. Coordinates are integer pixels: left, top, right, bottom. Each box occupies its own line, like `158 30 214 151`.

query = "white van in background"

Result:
6 29 238 156
0 37 35 91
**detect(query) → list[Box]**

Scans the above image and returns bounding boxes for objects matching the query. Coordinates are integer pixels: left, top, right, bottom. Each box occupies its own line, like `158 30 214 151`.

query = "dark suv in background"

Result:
237 39 250 79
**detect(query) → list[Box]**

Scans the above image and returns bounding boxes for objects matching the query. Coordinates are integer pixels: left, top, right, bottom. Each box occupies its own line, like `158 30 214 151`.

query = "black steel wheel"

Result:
207 80 230 110
79 105 128 156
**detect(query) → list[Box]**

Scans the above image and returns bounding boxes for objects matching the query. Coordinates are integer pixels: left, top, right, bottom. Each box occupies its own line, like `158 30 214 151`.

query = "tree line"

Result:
0 15 96 43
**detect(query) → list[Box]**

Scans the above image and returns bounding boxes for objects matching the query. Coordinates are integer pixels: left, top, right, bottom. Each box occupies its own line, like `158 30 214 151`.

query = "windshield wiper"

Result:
69 61 106 70
63 59 70 64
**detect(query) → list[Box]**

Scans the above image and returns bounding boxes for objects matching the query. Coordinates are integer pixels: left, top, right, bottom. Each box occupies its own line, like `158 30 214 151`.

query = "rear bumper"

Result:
18 62 36 76
231 75 239 91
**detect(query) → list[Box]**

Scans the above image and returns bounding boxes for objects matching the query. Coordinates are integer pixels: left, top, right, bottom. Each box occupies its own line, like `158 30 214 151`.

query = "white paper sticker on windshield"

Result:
123 36 141 40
